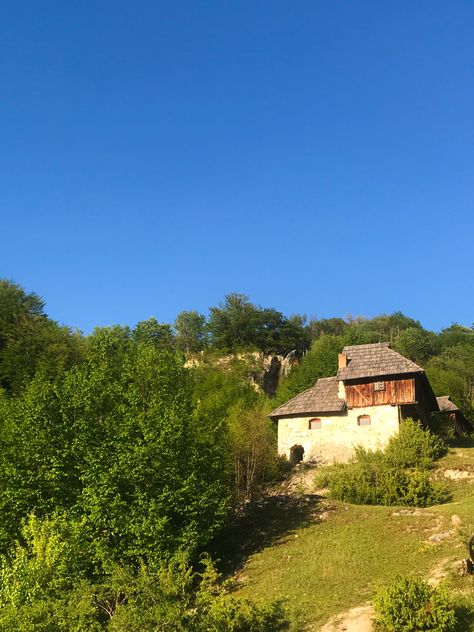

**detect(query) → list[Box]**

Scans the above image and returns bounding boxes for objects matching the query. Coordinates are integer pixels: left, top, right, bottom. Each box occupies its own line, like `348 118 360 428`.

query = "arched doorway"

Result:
290 444 304 465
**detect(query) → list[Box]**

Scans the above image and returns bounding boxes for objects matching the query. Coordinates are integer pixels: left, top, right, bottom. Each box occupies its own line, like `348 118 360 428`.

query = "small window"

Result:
309 418 321 430
357 414 371 426
374 381 385 391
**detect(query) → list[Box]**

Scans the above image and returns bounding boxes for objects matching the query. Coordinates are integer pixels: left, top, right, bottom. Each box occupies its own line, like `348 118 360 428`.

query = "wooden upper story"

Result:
270 343 439 421
344 377 415 408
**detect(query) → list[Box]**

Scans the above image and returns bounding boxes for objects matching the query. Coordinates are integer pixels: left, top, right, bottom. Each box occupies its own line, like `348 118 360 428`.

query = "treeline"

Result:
0 287 310 394
0 278 472 629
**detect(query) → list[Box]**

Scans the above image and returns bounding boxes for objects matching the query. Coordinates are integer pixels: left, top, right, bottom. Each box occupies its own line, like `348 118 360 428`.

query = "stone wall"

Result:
278 404 400 463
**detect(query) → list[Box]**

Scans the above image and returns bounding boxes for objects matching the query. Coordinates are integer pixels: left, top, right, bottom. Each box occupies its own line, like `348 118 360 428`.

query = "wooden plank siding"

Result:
345 378 415 408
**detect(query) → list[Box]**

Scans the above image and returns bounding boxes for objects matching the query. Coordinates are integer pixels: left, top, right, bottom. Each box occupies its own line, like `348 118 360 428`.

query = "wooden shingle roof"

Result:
269 376 345 418
337 343 423 381
436 396 459 412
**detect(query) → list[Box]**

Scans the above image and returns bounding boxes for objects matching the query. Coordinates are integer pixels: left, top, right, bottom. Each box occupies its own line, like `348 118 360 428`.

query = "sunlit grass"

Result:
230 445 474 630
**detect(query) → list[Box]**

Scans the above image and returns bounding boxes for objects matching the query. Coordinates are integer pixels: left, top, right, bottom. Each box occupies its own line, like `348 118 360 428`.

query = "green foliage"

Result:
350 312 423 344
275 335 343 404
428 412 458 442
426 344 474 420
106 555 288 631
132 317 175 350
384 419 446 469
0 279 85 393
317 422 447 507
194 355 261 419
317 451 446 507
208 293 309 354
308 317 347 339
0 518 288 631
393 327 438 365
437 324 474 352
228 401 278 502
373 577 456 631
0 514 100 631
174 310 208 352
0 347 232 564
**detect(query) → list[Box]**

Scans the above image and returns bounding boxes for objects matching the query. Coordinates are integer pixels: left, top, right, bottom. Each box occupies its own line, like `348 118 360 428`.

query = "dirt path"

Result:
318 604 374 631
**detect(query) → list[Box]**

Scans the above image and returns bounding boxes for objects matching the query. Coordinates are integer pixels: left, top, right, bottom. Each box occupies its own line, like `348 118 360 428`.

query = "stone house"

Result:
269 342 441 464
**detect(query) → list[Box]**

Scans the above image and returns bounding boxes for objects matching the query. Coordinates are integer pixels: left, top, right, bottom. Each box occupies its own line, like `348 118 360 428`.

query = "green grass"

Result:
225 445 474 631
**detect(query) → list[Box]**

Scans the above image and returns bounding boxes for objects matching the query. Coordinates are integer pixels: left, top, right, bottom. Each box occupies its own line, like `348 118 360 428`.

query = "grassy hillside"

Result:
225 444 474 631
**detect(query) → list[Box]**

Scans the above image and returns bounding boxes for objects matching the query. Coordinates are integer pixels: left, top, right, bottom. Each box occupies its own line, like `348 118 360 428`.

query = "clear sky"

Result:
1 1 473 333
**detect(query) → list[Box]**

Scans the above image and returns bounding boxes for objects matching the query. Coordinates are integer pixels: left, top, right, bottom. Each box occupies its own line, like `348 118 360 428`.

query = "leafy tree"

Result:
437 323 474 351
277 314 310 355
393 327 438 365
174 310 208 353
208 294 309 355
0 514 100 632
0 279 85 393
374 577 456 631
208 294 260 352
132 318 175 351
316 422 447 508
308 317 348 340
0 347 232 564
384 419 446 469
352 311 422 343
86 326 133 378
0 517 288 631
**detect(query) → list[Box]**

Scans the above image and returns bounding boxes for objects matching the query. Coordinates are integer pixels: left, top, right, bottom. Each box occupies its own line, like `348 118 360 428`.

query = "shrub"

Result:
105 555 289 631
373 576 456 631
315 445 446 507
316 456 445 507
384 419 446 469
0 519 289 632
315 419 448 507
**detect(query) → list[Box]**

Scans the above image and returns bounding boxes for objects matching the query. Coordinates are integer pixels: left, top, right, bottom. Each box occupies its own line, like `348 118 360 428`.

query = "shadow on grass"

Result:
455 602 474 631
448 435 474 449
210 493 326 577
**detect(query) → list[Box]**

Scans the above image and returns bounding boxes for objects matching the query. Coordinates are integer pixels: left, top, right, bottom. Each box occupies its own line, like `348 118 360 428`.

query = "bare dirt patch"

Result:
443 469 474 481
270 462 320 495
428 557 453 585
318 604 374 632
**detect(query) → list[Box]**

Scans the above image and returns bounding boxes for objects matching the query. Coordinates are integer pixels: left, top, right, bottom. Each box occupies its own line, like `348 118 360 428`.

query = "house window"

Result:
357 414 371 426
309 418 321 430
374 381 385 391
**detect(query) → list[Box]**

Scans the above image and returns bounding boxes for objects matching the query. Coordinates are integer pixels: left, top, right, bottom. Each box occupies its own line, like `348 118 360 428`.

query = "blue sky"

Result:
1 1 473 333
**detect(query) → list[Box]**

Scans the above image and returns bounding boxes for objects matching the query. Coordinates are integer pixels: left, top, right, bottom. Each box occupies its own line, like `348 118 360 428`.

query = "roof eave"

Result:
269 406 346 420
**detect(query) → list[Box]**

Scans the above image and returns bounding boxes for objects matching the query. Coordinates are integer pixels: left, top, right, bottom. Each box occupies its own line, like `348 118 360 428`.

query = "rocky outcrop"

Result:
185 350 299 397
258 350 299 397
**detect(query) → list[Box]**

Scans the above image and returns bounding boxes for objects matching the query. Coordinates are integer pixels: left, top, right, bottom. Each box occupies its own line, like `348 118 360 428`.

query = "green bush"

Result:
0 517 288 632
384 419 446 469
316 434 446 507
373 577 456 631
316 450 446 507
315 419 448 507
